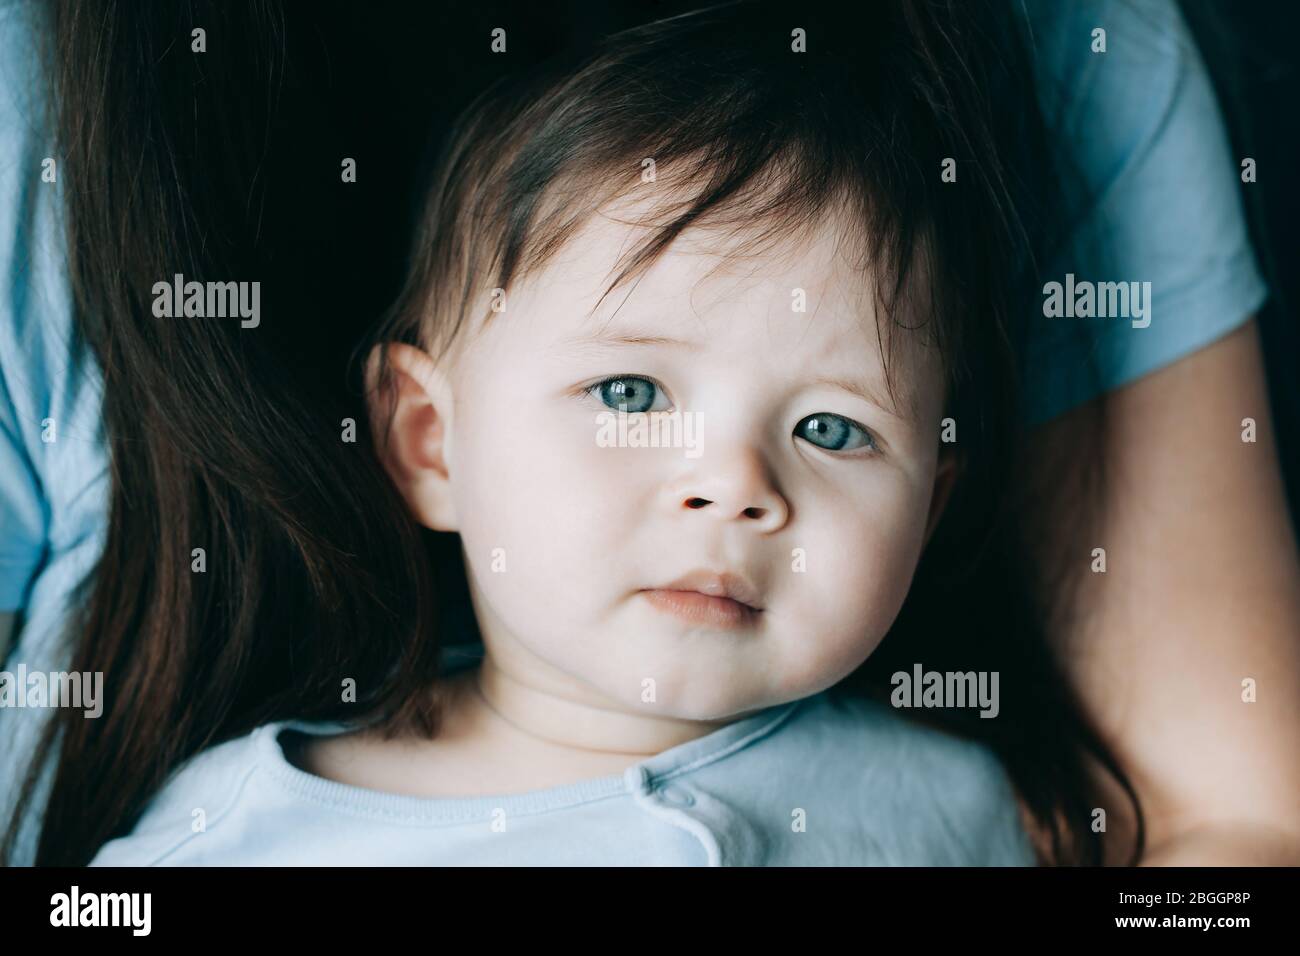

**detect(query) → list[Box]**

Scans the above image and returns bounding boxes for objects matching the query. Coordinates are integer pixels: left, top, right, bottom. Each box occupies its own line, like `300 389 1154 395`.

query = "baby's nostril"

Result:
686 498 711 509
742 507 766 519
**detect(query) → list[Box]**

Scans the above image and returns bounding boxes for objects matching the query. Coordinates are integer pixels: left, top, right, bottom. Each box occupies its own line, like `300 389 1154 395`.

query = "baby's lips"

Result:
648 568 764 611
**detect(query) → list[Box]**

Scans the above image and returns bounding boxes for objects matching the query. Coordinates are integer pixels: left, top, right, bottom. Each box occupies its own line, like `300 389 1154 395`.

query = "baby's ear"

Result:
922 446 961 548
364 342 458 532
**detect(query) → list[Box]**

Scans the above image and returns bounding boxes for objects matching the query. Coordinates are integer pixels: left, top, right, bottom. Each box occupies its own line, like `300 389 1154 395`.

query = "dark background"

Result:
253 0 1299 510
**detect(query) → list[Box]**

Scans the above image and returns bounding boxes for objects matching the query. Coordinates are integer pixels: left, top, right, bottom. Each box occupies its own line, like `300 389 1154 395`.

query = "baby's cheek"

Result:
854 518 927 637
781 503 927 684
454 408 618 622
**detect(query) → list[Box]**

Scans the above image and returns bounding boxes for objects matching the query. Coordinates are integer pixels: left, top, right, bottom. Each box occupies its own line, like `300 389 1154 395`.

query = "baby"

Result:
90 2 1043 866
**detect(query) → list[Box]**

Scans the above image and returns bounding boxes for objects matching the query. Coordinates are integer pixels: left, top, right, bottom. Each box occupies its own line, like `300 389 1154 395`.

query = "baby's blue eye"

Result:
587 376 671 413
796 413 877 453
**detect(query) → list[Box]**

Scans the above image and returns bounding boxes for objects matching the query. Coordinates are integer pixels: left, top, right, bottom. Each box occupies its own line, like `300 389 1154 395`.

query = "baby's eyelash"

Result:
579 373 671 402
799 413 881 457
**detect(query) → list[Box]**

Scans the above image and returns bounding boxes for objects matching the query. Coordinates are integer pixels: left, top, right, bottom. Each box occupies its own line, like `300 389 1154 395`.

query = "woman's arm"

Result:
1026 317 1300 865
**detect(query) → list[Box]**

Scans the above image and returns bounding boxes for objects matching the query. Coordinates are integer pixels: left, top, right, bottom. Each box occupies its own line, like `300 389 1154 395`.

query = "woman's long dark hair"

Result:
4 0 450 866
6 0 1141 866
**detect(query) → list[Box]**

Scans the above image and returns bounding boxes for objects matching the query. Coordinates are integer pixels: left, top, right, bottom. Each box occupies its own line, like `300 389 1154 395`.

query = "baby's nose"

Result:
674 455 789 533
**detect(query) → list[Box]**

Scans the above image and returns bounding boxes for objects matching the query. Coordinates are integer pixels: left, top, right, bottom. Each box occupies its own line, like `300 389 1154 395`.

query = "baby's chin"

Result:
592 642 886 722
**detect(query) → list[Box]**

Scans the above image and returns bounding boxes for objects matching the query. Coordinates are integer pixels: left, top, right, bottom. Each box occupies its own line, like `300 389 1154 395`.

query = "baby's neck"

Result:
432 665 656 791
466 656 739 759
293 663 739 799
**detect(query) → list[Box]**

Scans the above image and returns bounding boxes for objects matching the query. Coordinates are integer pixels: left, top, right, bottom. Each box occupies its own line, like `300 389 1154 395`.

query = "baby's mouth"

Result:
638 568 764 629
646 568 765 610
639 588 762 629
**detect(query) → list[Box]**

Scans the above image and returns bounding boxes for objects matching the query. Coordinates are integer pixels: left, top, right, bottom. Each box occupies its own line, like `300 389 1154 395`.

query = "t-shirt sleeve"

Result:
1019 0 1269 424
0 0 105 616
0 339 46 613
0 0 53 613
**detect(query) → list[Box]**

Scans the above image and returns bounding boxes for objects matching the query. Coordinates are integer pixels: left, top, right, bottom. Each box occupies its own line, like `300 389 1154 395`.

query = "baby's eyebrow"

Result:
811 374 909 424
552 328 700 352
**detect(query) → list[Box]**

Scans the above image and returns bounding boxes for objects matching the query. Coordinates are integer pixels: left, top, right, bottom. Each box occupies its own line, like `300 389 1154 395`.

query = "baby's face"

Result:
438 208 951 720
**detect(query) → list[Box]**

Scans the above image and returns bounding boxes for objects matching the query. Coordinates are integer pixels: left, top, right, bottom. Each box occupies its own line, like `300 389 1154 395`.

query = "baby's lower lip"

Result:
640 589 761 629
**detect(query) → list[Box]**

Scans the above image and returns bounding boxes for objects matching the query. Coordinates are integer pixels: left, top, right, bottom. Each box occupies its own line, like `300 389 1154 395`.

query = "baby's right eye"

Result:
584 375 673 414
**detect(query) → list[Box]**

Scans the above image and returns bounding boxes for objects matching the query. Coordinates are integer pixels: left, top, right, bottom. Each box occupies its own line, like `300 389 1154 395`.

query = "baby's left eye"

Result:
795 413 877 453
584 375 673 413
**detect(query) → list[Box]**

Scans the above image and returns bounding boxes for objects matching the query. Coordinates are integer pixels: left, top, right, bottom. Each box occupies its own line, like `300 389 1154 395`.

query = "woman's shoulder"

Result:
1017 0 1268 423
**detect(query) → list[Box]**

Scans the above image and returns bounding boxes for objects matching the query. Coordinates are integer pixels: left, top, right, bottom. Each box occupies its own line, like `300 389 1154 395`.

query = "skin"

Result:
301 205 959 795
1024 318 1300 865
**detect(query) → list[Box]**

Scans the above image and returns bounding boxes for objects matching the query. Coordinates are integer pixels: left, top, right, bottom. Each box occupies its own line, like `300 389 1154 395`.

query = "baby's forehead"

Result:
524 203 873 337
